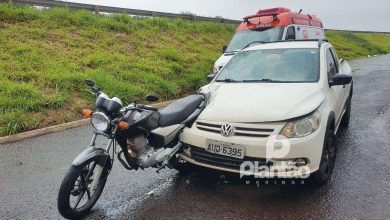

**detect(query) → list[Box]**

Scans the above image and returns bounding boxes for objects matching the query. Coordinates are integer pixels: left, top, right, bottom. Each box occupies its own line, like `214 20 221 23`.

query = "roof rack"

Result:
242 38 329 50
241 7 323 28
243 7 291 22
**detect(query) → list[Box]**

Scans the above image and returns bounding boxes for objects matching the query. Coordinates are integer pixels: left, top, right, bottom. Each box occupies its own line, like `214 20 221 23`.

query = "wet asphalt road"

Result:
1 55 390 220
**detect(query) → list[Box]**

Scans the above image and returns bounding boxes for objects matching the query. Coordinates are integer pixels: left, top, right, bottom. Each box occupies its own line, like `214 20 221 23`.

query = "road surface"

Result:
1 55 389 220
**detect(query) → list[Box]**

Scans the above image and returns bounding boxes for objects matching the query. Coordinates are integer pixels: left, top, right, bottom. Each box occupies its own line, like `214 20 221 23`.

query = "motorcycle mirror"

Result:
85 79 95 87
145 94 159 102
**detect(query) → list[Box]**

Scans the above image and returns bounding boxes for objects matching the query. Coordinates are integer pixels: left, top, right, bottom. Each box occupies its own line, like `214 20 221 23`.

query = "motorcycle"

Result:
57 79 206 219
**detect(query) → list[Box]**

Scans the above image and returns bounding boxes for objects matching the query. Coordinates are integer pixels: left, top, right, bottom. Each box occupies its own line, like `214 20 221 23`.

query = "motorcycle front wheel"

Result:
57 158 110 219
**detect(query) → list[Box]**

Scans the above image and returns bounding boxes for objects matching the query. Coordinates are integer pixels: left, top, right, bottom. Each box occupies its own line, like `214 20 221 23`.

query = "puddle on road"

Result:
88 174 179 219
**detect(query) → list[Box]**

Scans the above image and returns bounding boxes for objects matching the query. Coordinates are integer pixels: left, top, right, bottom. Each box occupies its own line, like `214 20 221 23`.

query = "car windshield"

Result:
225 27 284 52
215 48 320 83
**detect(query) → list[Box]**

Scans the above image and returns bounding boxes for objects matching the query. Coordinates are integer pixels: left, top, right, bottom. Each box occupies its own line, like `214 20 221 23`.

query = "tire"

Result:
58 159 110 219
340 96 351 128
311 128 337 185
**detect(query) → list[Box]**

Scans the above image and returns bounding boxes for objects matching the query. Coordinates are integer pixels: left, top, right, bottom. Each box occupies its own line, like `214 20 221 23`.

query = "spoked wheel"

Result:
58 158 110 219
311 128 336 185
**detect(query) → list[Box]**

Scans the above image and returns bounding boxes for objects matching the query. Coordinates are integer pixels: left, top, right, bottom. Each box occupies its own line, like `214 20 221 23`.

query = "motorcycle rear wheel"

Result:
57 159 110 219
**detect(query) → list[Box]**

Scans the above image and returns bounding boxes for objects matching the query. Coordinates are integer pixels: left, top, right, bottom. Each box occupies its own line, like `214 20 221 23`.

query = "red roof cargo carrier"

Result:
238 7 323 31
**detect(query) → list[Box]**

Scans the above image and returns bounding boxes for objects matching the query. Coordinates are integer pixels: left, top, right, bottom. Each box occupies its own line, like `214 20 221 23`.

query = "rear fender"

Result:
182 94 207 126
72 147 112 169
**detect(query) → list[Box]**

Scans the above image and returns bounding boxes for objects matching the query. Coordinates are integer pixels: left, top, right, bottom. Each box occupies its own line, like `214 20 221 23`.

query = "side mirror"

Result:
145 94 159 102
222 45 227 53
207 74 216 82
85 79 95 87
339 58 345 64
329 74 352 86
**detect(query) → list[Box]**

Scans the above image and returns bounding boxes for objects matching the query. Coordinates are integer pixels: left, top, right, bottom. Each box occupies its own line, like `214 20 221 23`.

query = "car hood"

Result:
198 83 325 123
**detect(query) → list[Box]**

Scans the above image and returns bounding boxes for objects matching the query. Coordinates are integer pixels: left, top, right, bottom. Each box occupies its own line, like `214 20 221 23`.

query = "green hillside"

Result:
0 4 389 136
326 30 390 59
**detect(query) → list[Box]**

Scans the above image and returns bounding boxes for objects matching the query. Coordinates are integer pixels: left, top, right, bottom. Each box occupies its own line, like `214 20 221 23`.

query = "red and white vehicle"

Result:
213 7 325 74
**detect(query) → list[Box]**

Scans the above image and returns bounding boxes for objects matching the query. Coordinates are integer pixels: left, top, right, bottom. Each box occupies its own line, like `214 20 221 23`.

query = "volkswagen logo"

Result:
221 124 234 137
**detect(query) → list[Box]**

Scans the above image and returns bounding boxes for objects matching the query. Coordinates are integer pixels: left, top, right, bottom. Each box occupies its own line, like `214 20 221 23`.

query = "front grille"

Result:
196 121 274 138
189 146 268 171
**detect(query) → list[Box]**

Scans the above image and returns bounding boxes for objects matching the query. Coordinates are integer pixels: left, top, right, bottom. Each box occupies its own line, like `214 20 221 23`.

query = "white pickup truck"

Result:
180 40 352 184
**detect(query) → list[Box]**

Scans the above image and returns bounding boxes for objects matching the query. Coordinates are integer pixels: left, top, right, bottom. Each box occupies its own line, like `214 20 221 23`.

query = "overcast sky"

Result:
70 0 390 32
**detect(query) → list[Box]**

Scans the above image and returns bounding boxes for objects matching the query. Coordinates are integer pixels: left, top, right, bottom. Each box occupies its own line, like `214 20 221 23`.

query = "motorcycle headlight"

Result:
280 111 321 138
91 112 110 132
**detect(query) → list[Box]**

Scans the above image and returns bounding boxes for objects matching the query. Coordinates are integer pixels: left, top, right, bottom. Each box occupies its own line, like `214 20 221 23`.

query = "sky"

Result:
70 0 390 32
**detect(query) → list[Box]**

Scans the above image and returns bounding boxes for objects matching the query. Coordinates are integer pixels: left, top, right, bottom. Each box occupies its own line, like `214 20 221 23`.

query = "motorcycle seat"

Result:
158 94 203 127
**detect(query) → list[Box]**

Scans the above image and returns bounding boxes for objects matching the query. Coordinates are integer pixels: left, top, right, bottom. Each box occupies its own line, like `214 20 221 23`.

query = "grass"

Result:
0 4 389 136
0 4 235 135
326 30 390 59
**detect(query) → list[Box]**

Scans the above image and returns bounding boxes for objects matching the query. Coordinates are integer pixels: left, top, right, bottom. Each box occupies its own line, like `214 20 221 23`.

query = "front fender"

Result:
72 147 112 168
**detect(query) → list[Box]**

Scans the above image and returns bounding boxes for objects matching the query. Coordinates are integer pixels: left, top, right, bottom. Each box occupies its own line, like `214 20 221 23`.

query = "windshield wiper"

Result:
224 50 239 54
243 79 282 83
242 41 268 50
215 78 241 83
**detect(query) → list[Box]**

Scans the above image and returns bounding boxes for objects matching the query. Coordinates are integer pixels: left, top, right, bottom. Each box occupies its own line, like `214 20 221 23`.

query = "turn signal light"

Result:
119 121 130 129
82 109 93 118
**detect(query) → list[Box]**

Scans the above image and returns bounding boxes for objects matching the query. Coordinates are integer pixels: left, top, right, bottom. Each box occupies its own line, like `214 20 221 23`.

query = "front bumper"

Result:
179 120 326 177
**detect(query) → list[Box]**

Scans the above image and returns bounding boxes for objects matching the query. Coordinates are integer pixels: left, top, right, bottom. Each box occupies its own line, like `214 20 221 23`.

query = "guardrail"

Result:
1 0 241 24
1 0 389 33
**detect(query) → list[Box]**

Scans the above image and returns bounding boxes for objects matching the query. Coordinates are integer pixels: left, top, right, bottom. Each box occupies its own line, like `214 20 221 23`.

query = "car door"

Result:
330 47 350 108
326 47 344 123
301 26 325 40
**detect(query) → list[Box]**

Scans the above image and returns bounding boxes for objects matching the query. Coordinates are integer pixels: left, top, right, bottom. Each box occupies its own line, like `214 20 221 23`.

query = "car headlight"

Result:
91 112 110 132
280 111 321 138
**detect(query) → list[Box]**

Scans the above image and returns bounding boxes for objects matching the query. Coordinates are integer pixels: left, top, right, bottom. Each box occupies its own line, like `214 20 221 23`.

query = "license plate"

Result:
206 140 245 159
